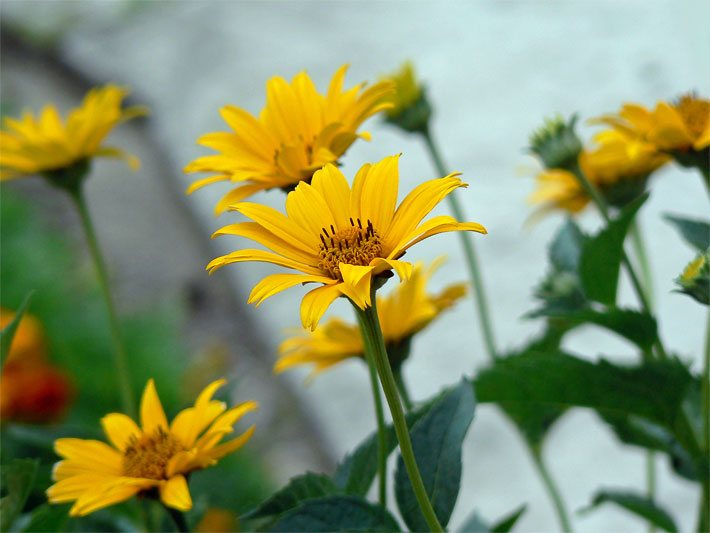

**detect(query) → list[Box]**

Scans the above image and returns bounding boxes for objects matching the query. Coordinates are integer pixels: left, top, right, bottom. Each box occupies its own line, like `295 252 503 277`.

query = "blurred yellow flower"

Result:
0 307 47 365
195 507 239 532
208 155 486 330
47 379 257 516
384 62 422 118
0 85 145 181
593 94 710 152
276 259 467 376
185 65 395 214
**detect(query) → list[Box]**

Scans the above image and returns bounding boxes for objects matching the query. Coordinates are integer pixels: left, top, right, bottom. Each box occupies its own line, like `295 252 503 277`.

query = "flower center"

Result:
318 218 382 280
675 94 709 140
122 429 184 480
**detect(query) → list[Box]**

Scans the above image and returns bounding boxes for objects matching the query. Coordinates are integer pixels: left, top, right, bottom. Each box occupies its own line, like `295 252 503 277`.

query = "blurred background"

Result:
1 1 708 531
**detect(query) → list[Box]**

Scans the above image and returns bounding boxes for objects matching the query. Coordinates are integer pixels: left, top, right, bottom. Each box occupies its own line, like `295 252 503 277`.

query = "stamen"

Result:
317 219 383 280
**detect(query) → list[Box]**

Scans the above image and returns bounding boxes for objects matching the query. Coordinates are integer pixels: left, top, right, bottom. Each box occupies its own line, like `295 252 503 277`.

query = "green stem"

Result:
393 367 413 412
629 221 654 308
70 189 135 416
362 343 388 508
165 506 189 533
646 452 656 533
531 448 572 533
698 309 710 533
421 128 498 361
354 296 443 532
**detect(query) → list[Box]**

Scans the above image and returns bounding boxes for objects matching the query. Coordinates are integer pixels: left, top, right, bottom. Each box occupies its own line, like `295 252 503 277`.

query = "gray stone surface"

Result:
2 1 708 530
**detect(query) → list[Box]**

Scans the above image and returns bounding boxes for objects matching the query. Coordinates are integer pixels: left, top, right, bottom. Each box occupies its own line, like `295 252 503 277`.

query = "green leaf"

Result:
663 214 710 251
491 504 527 532
333 396 432 496
533 308 657 353
0 459 40 530
579 194 648 305
457 511 489 532
550 218 585 272
243 472 338 520
21 503 70 532
267 495 400 532
395 379 476 531
0 291 34 367
580 490 677 532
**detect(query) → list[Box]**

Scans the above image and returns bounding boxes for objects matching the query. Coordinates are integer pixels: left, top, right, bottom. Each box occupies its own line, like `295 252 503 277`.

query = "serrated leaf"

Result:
580 490 677 532
395 380 475 531
243 472 337 520
21 503 70 532
663 214 710 251
333 395 433 496
0 459 39 530
0 292 34 367
550 218 585 272
267 495 400 532
491 504 527 532
579 194 648 305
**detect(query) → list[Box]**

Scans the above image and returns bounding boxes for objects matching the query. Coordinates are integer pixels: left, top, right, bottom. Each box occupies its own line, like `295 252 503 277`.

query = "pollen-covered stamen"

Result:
122 428 185 480
318 218 382 280
674 94 709 139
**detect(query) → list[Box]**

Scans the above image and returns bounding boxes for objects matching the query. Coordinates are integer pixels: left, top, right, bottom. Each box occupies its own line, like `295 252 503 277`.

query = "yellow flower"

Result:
196 508 238 532
593 94 710 152
185 65 395 214
46 379 257 517
0 85 145 181
529 168 589 214
384 62 423 118
276 259 467 376
208 155 486 330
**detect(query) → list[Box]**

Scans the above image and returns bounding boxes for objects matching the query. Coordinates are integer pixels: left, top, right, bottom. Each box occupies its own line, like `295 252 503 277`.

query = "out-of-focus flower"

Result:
47 379 257 516
0 86 145 185
0 361 73 424
276 259 467 376
675 251 709 305
195 507 239 532
382 62 432 133
185 65 395 214
1 307 47 365
529 115 584 171
208 155 486 330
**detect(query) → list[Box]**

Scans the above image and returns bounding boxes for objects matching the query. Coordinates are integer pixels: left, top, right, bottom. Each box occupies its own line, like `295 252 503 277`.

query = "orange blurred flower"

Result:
1 361 73 424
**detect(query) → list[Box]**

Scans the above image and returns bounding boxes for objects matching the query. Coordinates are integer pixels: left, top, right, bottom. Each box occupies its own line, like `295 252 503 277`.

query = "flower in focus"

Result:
1 361 73 424
0 85 145 183
208 154 486 330
276 259 467 376
675 251 709 305
1 307 47 365
381 62 432 133
47 378 257 516
185 65 395 214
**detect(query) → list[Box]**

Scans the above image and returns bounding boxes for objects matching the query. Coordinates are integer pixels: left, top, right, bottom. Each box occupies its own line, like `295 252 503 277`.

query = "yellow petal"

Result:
185 174 230 195
358 154 399 233
54 439 122 473
69 478 153 517
160 475 192 511
140 379 169 434
309 164 352 229
215 183 269 214
207 249 323 276
47 473 115 502
101 413 141 452
339 264 374 309
370 257 413 282
232 202 319 252
202 425 256 462
248 273 336 306
300 284 343 331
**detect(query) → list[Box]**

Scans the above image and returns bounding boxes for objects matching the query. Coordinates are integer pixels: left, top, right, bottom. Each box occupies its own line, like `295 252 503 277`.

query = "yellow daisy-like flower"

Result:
46 379 257 517
185 65 395 214
276 259 467 376
208 154 486 330
593 94 710 152
0 85 145 181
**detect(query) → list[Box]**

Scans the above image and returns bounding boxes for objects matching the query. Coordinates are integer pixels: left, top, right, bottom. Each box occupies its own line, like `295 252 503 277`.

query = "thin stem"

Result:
531 448 572 533
70 189 135 416
165 506 189 533
629 221 654 308
354 297 443 532
421 128 498 361
393 367 413 412
646 452 656 533
698 309 710 533
361 339 388 508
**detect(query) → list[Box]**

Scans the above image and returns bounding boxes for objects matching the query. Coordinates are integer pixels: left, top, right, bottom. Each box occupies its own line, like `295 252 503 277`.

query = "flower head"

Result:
47 379 257 516
1 360 73 424
185 65 395 214
208 155 486 330
381 62 431 133
0 85 145 182
276 259 467 376
676 251 709 305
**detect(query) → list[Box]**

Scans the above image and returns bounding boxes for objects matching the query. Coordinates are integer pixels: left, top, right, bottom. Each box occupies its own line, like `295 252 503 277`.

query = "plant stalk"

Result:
393 366 413 412
629 221 654 308
70 189 135 416
531 448 572 533
422 128 498 361
362 341 388 508
165 506 189 533
354 296 443 532
698 309 710 533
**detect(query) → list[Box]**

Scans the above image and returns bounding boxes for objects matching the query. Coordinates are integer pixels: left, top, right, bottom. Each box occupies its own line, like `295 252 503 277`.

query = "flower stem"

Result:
165 506 189 533
698 309 710 533
646 452 657 533
421 128 498 361
393 367 413 412
629 221 654 308
354 297 443 532
531 447 572 533
362 339 388 508
70 189 135 416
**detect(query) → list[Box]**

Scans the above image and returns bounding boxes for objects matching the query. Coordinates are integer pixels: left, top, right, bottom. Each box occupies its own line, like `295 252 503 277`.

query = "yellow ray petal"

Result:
140 379 168 434
309 164 352 229
358 154 399 232
286 181 336 237
47 473 116 502
248 273 336 306
101 413 141 452
160 475 192 511
185 174 230 194
212 222 319 265
370 257 413 282
215 183 269 215
54 439 122 471
207 249 323 276
300 284 343 331
232 202 319 252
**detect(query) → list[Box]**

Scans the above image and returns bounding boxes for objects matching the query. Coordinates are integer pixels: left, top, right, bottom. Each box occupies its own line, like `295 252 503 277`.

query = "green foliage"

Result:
663 213 710 251
0 291 34 367
267 496 401 532
20 503 70 532
394 380 475 531
244 473 338 521
528 115 583 170
580 490 678 532
0 459 39 530
579 194 648 305
457 505 527 533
